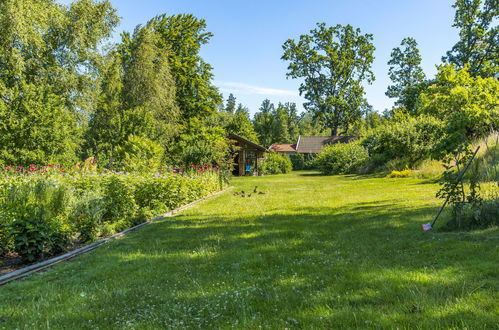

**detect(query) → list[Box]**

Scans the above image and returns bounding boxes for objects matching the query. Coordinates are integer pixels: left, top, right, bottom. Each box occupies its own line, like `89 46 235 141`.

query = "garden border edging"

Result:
0 186 232 286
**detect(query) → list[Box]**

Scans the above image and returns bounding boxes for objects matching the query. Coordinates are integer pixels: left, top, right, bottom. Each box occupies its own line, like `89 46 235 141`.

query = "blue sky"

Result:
61 0 458 115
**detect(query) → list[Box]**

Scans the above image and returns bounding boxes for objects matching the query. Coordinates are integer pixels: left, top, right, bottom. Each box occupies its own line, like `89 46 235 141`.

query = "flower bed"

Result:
0 163 226 264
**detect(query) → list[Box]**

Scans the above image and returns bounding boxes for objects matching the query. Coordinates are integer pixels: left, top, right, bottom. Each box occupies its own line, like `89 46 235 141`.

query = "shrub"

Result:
0 222 13 256
70 196 105 243
386 169 412 178
115 135 164 172
289 153 316 170
261 153 292 175
0 165 226 262
102 175 137 224
2 180 73 261
443 194 499 230
362 115 444 171
315 142 369 175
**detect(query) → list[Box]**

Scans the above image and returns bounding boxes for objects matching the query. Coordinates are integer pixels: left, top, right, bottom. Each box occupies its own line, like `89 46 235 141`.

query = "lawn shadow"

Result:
1 196 497 328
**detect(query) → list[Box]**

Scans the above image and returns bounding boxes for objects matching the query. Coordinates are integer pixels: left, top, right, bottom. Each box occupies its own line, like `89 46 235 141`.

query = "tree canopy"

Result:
386 37 426 113
442 0 498 77
282 23 375 136
0 0 118 165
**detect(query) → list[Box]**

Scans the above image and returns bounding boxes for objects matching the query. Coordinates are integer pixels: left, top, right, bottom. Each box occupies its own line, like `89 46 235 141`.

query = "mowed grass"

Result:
0 172 498 328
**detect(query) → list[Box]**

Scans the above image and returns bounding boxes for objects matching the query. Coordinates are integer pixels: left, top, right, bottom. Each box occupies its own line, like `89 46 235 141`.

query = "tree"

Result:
273 103 290 144
442 0 499 77
420 64 499 156
386 37 426 113
86 25 179 165
253 99 276 147
282 23 375 136
146 14 222 120
0 0 118 165
297 112 328 137
284 102 301 143
224 93 237 114
226 104 259 142
121 27 179 144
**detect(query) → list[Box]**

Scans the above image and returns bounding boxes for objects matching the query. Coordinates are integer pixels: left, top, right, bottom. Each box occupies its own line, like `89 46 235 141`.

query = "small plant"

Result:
102 175 137 223
0 222 13 256
70 197 105 243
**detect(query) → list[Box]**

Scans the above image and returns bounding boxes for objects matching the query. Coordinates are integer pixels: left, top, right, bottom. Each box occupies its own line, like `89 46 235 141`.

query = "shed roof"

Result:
295 136 358 154
228 133 267 152
268 144 297 152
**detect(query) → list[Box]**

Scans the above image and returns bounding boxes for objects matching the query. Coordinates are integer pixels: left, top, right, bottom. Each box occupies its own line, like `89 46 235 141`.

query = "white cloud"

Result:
215 81 298 97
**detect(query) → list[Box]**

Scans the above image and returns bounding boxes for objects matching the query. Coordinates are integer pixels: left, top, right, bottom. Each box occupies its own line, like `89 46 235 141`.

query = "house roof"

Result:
228 133 267 152
268 144 297 152
295 136 358 154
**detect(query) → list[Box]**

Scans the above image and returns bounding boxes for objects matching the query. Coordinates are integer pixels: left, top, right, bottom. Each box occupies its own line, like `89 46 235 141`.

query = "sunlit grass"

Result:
0 171 497 328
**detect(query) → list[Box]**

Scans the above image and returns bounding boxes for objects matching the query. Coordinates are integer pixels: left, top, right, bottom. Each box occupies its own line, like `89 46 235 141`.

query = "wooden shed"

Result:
228 134 267 176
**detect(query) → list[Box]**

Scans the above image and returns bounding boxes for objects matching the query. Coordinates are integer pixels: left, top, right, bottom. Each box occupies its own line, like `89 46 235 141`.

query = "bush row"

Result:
312 115 444 175
0 167 225 262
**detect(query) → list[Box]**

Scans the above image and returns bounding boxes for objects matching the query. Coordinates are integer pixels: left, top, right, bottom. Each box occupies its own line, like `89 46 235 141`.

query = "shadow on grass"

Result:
2 199 497 328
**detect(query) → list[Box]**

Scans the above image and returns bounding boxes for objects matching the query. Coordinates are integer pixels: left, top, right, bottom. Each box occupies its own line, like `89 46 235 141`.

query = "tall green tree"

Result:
284 102 301 143
253 99 275 147
146 14 222 120
386 37 426 113
442 0 498 77
226 104 259 142
273 103 291 144
420 64 499 156
224 93 237 114
282 23 375 136
86 25 178 164
0 0 118 165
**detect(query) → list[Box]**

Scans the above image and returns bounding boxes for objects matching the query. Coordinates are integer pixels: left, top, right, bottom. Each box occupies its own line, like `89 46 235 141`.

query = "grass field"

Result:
0 172 497 328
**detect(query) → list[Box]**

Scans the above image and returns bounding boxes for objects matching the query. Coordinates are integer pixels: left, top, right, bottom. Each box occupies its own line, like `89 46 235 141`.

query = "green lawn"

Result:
1 172 498 328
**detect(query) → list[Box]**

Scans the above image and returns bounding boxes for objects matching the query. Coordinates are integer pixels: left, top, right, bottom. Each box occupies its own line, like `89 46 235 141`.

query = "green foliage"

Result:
315 142 369 175
0 222 13 256
0 0 119 166
289 153 316 170
102 175 137 223
362 115 444 170
386 37 427 113
86 25 179 163
116 135 164 172
147 14 222 120
261 153 292 175
224 94 237 114
282 23 375 135
2 180 73 261
226 104 259 143
442 0 498 77
253 99 276 147
0 83 81 166
173 118 232 168
419 65 499 158
0 167 225 261
253 100 311 147
70 196 105 243
386 169 412 178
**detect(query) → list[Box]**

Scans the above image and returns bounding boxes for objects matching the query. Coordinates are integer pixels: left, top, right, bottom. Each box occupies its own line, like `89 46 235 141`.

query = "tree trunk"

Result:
331 126 338 136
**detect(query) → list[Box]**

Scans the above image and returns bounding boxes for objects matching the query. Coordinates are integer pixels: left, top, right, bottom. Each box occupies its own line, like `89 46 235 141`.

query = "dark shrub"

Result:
289 153 316 170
